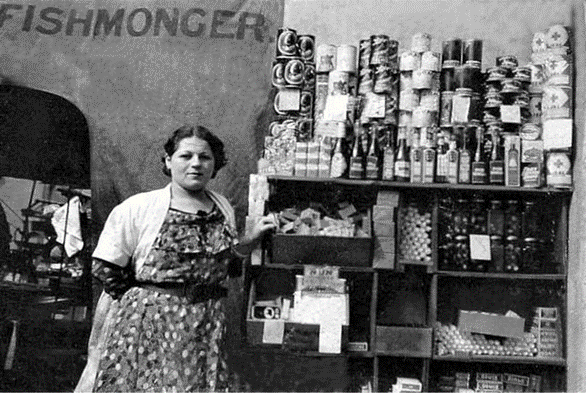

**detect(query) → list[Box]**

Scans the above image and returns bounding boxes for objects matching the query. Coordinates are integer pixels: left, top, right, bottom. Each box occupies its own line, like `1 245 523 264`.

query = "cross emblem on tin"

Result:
551 31 562 41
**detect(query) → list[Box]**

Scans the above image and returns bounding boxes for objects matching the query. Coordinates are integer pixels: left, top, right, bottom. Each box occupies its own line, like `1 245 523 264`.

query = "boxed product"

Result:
458 310 525 338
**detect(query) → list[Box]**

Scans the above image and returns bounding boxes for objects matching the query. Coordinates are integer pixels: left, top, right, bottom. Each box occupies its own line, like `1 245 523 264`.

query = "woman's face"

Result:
165 136 215 192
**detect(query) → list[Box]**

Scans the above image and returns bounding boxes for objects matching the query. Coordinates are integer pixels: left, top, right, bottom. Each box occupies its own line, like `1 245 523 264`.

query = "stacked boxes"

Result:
372 190 399 269
531 307 563 358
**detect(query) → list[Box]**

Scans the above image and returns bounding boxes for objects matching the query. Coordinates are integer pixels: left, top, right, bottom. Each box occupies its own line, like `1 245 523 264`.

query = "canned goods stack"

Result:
260 28 317 176
530 25 573 188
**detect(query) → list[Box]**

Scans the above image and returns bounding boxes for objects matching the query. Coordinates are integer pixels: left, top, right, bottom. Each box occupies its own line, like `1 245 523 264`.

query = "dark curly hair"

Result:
162 125 228 178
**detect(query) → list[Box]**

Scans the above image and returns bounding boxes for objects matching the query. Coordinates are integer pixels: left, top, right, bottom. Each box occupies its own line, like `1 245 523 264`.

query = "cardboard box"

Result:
373 222 395 237
377 191 400 207
375 326 432 357
458 310 525 338
373 205 395 222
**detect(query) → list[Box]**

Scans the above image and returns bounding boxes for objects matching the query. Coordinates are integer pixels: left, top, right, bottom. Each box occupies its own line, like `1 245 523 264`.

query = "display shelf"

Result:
242 345 375 358
436 271 566 280
432 354 566 367
253 263 375 273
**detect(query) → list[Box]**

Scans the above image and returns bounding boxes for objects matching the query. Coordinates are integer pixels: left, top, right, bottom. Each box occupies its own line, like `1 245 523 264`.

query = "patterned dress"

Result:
93 205 238 392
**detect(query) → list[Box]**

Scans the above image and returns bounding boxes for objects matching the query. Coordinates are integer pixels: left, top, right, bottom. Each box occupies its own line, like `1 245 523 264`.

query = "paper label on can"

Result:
545 54 571 86
546 152 572 187
542 86 571 119
543 118 572 150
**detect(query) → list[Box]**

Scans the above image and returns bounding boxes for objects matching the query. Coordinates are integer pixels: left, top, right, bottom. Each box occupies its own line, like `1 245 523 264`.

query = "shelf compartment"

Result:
436 271 566 280
432 354 566 366
375 326 433 358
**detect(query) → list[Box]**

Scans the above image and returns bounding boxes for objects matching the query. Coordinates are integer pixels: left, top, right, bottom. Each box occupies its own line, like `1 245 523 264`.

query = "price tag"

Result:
323 95 349 121
319 322 342 353
262 320 285 344
500 105 521 124
451 95 470 123
470 234 491 261
277 89 300 111
361 92 386 119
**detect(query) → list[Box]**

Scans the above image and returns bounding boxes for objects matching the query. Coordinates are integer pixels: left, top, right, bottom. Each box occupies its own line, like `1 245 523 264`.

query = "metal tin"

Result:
399 110 413 127
504 235 522 273
420 90 440 111
440 91 454 126
283 57 305 86
411 32 432 53
421 51 441 71
513 93 530 108
296 118 313 141
273 89 297 115
412 107 436 128
412 69 434 89
484 92 503 108
542 85 572 120
440 67 456 92
388 40 400 73
316 44 337 73
314 75 329 121
400 72 414 92
272 59 287 88
532 31 548 53
370 35 391 65
546 150 572 187
358 67 374 94
337 44 358 73
513 66 532 83
454 65 482 91
303 63 316 89
469 92 483 121
530 63 546 88
544 54 572 86
529 92 542 123
442 38 462 68
431 72 441 92
399 90 420 111
400 51 421 71
496 55 518 70
483 111 499 124
464 60 481 69
328 70 350 96
486 66 508 83
297 35 315 62
462 39 483 64
519 123 541 141
384 93 399 125
546 25 571 50
276 28 298 57
501 78 522 93
299 90 314 116
359 39 371 69
373 65 394 93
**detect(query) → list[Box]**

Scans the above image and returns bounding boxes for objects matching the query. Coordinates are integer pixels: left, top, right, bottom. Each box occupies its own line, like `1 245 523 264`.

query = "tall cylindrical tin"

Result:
388 40 400 73
299 90 314 117
337 45 358 73
276 28 298 57
440 91 455 126
359 38 371 69
297 35 315 63
400 51 421 71
496 55 518 70
420 90 440 112
316 44 337 73
358 67 374 94
314 74 329 120
374 65 396 94
421 51 441 72
462 39 483 64
442 38 462 68
411 32 432 53
328 70 350 95
440 67 456 92
399 90 420 111
412 69 434 89
546 150 572 188
272 59 287 88
370 35 390 66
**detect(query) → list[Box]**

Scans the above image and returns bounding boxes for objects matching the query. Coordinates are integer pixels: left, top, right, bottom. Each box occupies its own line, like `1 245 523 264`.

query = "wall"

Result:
283 0 585 390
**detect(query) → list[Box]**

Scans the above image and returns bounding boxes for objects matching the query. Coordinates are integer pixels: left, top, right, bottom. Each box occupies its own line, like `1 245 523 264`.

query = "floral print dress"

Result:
93 205 238 392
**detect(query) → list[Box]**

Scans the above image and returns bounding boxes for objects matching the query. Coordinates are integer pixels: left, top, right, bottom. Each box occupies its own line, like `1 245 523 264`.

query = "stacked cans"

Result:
439 38 484 127
272 28 316 142
399 33 441 144
530 25 573 188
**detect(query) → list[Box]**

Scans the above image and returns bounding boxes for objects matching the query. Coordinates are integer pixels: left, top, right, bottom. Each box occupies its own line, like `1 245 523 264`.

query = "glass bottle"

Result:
394 127 410 182
521 200 540 239
330 138 347 178
410 130 423 183
447 137 459 184
489 130 504 185
348 132 364 179
458 129 472 184
422 131 436 184
382 131 395 180
365 131 380 179
435 132 448 183
522 237 541 274
506 137 520 187
488 199 505 236
471 125 487 184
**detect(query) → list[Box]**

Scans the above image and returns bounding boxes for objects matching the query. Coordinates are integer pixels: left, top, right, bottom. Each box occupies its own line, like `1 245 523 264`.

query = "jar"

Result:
438 198 455 270
488 200 505 236
504 235 522 273
522 200 541 239
469 198 488 234
454 235 470 271
453 199 470 235
522 237 542 273
490 235 505 272
504 200 522 237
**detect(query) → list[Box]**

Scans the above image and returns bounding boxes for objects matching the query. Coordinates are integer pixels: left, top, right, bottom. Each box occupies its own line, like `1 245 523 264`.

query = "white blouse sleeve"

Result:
92 201 138 267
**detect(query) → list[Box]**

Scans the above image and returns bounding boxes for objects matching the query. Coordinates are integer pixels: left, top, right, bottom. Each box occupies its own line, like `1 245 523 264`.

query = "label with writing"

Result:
458 151 471 183
422 148 436 183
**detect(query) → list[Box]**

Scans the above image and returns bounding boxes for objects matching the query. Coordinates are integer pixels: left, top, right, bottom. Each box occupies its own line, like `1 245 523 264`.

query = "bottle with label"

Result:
410 130 423 183
330 138 347 178
382 130 395 181
394 127 410 182
458 128 472 184
507 138 520 187
422 132 436 184
471 125 487 184
348 132 364 179
489 130 504 184
435 132 448 183
365 131 380 179
447 136 459 184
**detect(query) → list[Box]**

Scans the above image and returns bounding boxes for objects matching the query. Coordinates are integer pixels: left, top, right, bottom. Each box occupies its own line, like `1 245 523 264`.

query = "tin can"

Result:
399 110 412 127
400 72 413 92
371 35 391 65
384 93 399 125
388 40 399 73
399 90 420 111
299 90 314 117
411 32 432 53
463 39 483 64
271 59 287 88
314 74 329 120
412 69 434 89
440 91 454 126
373 64 394 93
546 150 572 187
546 25 571 51
421 51 441 71
337 44 358 73
530 63 546 88
496 55 518 70
464 60 481 69
296 118 313 141
486 66 509 82
513 92 530 108
297 35 315 63
400 51 421 71
520 123 541 140
273 89 297 115
348 74 358 96
276 28 298 57
532 31 548 53
358 67 374 94
484 91 503 108
328 70 350 95
454 65 481 91
359 39 371 69
440 67 456 92
529 92 542 123
469 92 483 121
442 38 462 68
316 44 337 72
513 66 531 83
501 78 522 93
545 54 572 86
431 72 441 92
542 85 572 119
283 58 305 86
420 90 440 111
301 64 316 91
412 107 436 128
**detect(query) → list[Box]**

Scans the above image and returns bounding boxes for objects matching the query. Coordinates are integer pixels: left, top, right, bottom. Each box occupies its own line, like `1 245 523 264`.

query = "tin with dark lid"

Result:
276 28 299 57
496 55 518 70
441 67 456 92
297 35 315 63
442 38 462 68
454 65 482 92
462 39 483 64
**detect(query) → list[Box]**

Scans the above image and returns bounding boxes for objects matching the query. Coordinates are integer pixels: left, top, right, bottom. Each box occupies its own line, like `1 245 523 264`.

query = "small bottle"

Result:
348 133 364 179
394 127 410 182
365 132 380 179
489 131 504 184
471 126 487 184
330 138 347 178
410 131 423 183
507 140 520 187
422 134 436 184
447 137 459 184
458 130 472 184
435 133 449 183
382 132 395 180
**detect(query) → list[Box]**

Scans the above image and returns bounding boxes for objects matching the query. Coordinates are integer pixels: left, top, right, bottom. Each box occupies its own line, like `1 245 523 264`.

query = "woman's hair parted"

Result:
162 125 228 178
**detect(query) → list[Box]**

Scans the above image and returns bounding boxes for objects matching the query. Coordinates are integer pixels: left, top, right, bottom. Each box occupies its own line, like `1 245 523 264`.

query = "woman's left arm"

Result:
232 215 277 259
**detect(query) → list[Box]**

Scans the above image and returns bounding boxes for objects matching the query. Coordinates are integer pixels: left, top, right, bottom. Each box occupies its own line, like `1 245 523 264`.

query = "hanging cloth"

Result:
51 196 84 257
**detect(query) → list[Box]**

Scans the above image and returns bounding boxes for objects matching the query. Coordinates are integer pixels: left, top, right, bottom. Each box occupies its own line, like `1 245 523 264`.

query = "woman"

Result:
76 125 276 392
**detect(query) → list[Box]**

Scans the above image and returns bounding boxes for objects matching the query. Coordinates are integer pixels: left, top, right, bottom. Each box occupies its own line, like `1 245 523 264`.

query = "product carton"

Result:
458 310 525 338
